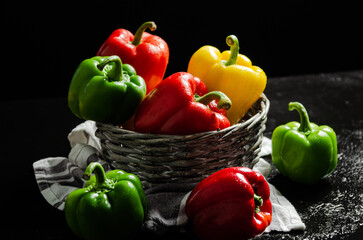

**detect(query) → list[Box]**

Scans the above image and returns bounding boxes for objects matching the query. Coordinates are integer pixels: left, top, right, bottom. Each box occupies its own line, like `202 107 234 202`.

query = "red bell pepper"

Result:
97 21 169 93
134 72 232 135
185 167 272 240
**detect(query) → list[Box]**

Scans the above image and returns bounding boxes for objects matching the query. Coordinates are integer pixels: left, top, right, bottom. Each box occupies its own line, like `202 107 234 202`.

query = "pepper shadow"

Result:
269 173 334 204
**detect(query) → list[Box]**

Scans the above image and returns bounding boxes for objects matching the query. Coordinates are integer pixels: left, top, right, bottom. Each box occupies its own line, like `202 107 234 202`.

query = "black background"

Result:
2 1 362 100
2 1 363 239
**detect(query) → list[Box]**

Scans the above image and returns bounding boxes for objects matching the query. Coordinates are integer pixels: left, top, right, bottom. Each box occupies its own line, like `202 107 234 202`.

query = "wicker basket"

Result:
95 94 269 189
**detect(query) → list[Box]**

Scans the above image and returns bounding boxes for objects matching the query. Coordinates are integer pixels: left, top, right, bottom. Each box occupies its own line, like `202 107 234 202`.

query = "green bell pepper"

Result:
271 102 337 184
68 55 146 125
65 162 146 240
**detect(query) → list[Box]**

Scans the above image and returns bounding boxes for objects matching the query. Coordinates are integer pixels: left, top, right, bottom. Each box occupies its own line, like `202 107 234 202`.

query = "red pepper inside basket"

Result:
134 72 232 135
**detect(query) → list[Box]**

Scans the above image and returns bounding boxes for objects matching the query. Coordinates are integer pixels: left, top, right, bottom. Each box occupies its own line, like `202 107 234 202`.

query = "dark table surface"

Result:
2 70 362 239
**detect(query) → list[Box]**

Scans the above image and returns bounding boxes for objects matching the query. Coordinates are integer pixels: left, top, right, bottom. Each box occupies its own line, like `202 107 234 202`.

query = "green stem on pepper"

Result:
289 102 312 135
83 162 108 190
132 21 157 46
254 193 263 213
97 55 123 82
195 91 232 110
224 35 240 66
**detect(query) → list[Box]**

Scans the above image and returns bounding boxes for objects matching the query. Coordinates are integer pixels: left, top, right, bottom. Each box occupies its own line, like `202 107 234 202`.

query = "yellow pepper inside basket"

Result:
187 35 267 125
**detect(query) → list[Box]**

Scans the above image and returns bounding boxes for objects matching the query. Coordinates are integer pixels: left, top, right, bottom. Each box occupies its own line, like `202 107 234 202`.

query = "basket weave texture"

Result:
96 94 269 189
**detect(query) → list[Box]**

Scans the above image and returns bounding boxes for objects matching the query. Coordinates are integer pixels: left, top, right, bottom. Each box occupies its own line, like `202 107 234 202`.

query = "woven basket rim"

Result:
96 94 269 139
96 94 269 188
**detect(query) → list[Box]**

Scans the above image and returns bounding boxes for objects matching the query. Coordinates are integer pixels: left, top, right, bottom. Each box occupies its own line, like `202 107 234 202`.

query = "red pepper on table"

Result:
185 167 272 240
134 72 232 135
97 21 169 93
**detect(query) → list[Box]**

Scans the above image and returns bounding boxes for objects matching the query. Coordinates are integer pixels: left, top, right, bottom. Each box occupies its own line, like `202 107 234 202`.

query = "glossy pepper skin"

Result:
97 21 169 93
68 55 146 125
65 162 146 240
272 102 338 184
134 72 232 135
188 35 267 125
185 167 272 240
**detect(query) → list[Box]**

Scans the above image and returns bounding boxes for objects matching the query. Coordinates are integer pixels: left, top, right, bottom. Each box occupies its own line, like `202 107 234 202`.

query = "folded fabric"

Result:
33 120 305 236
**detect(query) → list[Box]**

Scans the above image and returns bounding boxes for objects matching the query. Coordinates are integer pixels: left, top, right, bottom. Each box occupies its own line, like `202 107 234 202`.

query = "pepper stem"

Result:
83 162 107 190
289 102 312 134
132 21 157 46
224 35 240 66
97 55 123 82
195 91 232 110
254 193 263 213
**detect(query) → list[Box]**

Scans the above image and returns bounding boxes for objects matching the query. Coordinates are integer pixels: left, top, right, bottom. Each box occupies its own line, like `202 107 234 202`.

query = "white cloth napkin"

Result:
33 120 305 234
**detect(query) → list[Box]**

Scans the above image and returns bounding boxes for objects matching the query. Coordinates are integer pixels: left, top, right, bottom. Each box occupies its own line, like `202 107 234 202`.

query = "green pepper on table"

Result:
65 162 146 240
271 102 338 184
68 55 146 125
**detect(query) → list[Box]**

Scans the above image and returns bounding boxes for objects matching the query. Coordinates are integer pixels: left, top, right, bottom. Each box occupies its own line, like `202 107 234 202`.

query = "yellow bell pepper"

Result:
187 35 267 125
